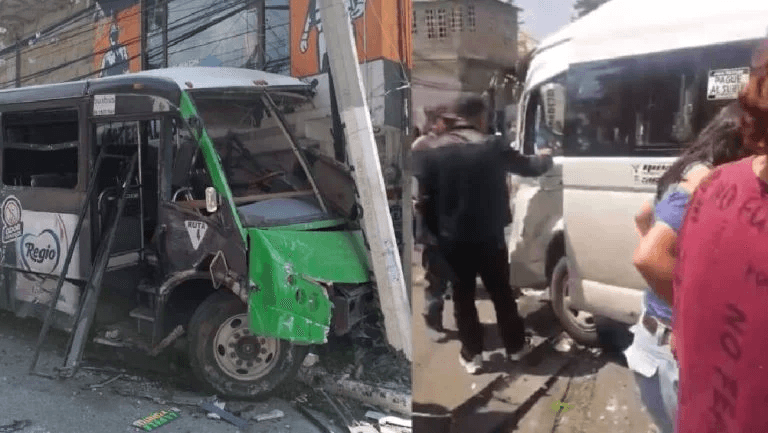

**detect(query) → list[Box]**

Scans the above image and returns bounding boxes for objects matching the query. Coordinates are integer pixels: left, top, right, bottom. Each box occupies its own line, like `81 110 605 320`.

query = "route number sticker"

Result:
93 94 116 116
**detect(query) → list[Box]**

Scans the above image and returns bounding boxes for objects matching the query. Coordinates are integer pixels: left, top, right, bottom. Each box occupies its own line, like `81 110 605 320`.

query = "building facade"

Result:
411 0 519 129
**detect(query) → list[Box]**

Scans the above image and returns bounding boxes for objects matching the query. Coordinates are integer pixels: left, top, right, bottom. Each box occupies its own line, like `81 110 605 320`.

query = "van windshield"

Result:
191 91 333 228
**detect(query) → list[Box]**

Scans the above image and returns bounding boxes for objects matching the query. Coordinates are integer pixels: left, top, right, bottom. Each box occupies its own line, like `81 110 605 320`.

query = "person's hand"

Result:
635 200 654 237
670 332 677 361
300 38 309 53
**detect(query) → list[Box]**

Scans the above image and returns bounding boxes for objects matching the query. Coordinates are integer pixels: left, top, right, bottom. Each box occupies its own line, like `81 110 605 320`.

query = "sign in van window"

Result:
707 68 750 101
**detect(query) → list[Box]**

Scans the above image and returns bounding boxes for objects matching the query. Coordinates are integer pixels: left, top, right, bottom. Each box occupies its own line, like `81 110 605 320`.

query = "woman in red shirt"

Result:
673 41 768 433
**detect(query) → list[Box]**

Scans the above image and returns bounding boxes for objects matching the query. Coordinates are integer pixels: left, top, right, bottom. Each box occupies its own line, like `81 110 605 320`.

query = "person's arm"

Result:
496 137 554 177
633 222 677 306
635 200 654 237
632 188 690 306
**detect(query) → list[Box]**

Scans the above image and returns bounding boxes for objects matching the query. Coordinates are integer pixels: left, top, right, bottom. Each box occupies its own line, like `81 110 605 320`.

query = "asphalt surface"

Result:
411 251 660 433
0 309 391 433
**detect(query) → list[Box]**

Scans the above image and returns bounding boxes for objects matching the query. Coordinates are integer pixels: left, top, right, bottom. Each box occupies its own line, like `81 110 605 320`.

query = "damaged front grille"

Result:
330 283 374 336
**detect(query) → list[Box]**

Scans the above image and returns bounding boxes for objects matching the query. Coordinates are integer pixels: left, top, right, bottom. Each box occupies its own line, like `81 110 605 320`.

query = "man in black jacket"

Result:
414 95 553 374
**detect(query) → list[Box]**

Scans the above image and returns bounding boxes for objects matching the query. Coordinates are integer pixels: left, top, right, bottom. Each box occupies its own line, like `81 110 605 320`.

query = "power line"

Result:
3 0 284 87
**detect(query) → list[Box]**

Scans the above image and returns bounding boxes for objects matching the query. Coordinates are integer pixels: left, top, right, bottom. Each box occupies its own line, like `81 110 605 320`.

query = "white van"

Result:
509 0 768 345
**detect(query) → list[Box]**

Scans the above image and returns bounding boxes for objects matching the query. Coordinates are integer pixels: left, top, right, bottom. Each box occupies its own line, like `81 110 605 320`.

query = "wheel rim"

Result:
213 313 280 381
561 273 596 331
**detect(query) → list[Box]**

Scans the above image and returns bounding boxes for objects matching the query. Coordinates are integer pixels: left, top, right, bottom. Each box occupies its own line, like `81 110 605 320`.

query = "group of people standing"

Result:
414 39 768 433
627 39 768 433
411 95 552 374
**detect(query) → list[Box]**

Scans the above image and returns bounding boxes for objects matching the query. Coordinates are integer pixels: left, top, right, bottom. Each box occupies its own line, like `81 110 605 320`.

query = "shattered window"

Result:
2 109 79 189
467 5 476 32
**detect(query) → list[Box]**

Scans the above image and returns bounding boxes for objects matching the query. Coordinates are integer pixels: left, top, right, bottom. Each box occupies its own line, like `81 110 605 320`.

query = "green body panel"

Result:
179 91 246 240
178 90 370 344
262 218 347 231
247 228 371 344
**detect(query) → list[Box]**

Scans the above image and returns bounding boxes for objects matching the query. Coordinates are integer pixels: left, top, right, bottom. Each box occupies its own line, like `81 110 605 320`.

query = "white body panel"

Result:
509 0 768 325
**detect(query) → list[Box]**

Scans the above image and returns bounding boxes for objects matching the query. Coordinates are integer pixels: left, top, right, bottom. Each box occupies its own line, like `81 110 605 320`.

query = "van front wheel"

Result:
188 291 308 399
550 256 599 346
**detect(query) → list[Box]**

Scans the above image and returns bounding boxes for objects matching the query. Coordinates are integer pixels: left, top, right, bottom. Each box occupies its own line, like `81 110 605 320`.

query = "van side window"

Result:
523 74 566 156
2 109 79 189
564 39 759 157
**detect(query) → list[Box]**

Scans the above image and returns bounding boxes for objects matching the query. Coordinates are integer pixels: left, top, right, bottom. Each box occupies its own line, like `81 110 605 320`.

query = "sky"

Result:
514 0 576 42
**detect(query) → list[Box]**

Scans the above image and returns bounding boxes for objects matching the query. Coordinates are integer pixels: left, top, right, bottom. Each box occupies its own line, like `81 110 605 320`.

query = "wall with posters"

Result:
93 2 142 78
290 0 412 78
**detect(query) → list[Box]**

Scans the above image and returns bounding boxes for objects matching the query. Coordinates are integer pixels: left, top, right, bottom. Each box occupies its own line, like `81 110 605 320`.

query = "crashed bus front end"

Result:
0 67 374 399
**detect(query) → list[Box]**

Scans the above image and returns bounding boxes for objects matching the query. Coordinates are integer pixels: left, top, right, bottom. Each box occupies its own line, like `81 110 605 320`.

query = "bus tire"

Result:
550 256 599 346
188 290 308 399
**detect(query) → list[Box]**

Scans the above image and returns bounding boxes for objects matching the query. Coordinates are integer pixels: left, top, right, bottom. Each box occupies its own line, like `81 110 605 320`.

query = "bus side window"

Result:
2 109 79 189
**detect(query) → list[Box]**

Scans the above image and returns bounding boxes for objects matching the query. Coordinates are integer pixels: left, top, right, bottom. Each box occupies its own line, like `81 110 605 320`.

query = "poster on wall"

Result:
290 0 411 78
93 2 141 78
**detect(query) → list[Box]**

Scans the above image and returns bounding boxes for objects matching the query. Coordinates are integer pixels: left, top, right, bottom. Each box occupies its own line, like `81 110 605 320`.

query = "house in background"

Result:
411 0 520 130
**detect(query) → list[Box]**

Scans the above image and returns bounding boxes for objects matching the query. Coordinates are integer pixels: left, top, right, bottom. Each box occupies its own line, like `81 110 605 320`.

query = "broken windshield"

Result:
191 92 313 197
190 91 337 228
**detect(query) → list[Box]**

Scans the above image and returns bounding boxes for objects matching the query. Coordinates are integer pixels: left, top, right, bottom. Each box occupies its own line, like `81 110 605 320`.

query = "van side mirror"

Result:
205 187 219 213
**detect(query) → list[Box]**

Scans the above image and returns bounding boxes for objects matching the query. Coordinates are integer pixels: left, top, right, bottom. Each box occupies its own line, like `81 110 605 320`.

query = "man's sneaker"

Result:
507 339 534 362
459 353 483 374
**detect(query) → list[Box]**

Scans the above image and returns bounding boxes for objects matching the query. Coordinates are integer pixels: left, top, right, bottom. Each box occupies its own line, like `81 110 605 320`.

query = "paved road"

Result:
0 310 335 433
411 253 660 433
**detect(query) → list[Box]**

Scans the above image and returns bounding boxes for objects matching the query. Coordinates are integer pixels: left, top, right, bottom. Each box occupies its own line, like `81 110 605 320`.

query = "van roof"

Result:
0 67 311 106
526 0 768 88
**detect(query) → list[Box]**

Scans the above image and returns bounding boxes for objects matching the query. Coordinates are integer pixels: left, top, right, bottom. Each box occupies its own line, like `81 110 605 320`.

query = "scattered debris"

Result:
292 403 339 433
203 399 226 420
365 411 411 428
199 400 249 430
148 325 185 357
253 409 285 422
0 420 32 433
104 329 121 340
86 373 123 390
348 423 378 433
299 366 412 416
321 390 354 427
132 408 181 431
303 353 320 368
554 333 574 353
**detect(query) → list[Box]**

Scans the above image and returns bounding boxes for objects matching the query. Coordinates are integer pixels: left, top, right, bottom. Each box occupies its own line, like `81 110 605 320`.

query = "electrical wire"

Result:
2 0 287 87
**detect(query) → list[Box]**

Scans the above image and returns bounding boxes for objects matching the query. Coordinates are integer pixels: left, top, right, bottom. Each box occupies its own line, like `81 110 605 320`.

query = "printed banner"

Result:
9 207 83 316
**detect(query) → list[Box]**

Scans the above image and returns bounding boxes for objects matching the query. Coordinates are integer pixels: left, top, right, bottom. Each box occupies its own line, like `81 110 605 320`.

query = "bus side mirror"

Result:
205 187 218 213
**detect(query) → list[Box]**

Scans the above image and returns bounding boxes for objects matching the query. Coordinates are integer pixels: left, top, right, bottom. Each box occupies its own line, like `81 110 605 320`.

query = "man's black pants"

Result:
442 238 526 358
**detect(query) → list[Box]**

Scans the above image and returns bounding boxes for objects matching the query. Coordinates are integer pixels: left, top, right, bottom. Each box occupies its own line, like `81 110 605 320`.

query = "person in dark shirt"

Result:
412 105 455 335
414 95 553 374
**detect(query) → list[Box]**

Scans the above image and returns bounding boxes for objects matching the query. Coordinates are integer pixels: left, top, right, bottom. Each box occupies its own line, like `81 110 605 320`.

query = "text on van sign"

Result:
707 68 750 101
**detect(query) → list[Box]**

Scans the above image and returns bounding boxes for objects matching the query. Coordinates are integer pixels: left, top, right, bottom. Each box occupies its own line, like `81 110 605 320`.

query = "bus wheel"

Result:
188 291 308 399
550 256 599 346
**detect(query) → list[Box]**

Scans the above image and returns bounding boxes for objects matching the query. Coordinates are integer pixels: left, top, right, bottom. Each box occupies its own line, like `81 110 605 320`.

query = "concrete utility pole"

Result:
319 0 412 360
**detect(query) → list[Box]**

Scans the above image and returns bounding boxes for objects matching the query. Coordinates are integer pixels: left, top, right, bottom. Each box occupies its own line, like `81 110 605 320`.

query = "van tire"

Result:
550 256 599 346
188 290 308 399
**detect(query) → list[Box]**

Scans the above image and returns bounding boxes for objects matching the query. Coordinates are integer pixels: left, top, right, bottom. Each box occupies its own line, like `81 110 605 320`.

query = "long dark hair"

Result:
656 103 747 200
